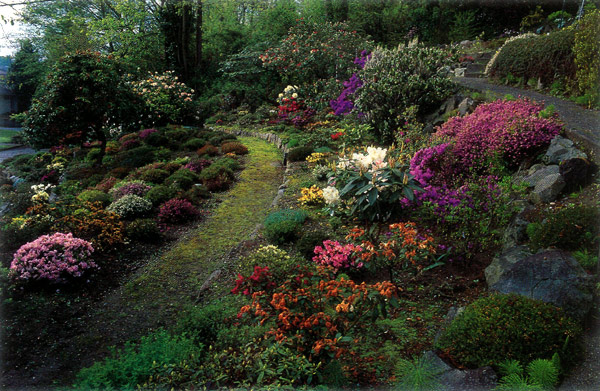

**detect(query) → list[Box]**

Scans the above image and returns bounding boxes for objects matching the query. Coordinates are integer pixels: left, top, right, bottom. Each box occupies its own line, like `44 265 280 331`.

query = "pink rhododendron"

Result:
312 240 363 269
10 232 95 283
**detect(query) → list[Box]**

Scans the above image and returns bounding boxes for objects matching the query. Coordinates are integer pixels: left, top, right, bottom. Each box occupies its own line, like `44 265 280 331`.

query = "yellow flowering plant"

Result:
298 185 324 206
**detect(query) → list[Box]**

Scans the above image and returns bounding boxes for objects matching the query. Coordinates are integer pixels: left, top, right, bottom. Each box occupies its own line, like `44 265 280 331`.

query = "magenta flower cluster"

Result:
435 98 562 170
157 198 200 225
10 232 95 283
312 240 363 270
110 181 152 200
184 159 211 173
330 51 370 116
138 128 158 139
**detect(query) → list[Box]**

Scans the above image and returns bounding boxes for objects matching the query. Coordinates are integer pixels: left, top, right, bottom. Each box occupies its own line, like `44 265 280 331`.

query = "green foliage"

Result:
164 169 200 191
125 218 161 243
263 208 308 244
496 357 560 391
120 146 158 168
288 146 315 162
237 245 300 283
572 249 598 272
489 29 576 87
573 10 600 106
526 204 599 252
527 359 559 389
395 357 442 391
22 51 140 161
6 39 48 112
182 185 210 205
107 194 153 219
145 185 179 207
76 189 111 206
448 10 479 43
297 230 331 260
436 294 581 369
354 44 454 142
74 330 202 390
182 138 206 151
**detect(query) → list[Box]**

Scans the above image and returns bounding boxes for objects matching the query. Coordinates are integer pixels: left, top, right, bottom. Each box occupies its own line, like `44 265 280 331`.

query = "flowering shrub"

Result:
237 245 299 284
306 152 329 165
260 20 373 84
312 240 363 270
109 180 152 200
330 51 370 116
298 185 324 206
30 183 54 204
330 146 421 222
322 186 340 206
277 85 315 127
231 266 276 296
130 70 195 125
346 222 437 279
10 232 95 283
221 142 249 155
434 98 562 176
157 198 199 226
238 269 397 363
197 144 219 157
94 176 118 193
107 194 153 219
184 159 211 173
138 128 158 139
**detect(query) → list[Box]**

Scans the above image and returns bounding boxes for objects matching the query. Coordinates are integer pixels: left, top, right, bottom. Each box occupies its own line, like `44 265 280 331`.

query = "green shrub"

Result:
354 44 454 142
107 194 153 219
496 357 560 391
85 148 103 163
237 245 301 283
74 330 201 390
296 230 331 260
182 137 206 151
489 29 576 88
143 131 169 147
436 294 581 369
138 168 170 184
526 204 599 252
197 144 219 157
125 218 161 242
572 249 598 273
395 357 442 391
263 208 308 244
120 145 157 168
198 161 236 192
145 185 180 207
182 184 210 205
287 146 314 162
208 133 236 146
77 189 111 206
164 169 200 191
573 10 600 105
211 157 240 172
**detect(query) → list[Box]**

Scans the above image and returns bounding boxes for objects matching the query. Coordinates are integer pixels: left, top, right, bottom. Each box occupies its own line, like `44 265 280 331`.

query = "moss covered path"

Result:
5 136 283 389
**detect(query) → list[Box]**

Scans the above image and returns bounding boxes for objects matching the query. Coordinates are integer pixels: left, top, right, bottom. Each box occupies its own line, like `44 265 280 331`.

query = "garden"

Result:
1 1 599 390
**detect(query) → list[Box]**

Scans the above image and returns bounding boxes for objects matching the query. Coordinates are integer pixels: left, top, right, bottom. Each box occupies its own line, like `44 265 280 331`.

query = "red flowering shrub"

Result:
157 198 200 225
231 266 276 296
237 269 398 364
10 232 95 283
221 142 248 155
312 240 363 270
197 144 219 157
138 128 158 139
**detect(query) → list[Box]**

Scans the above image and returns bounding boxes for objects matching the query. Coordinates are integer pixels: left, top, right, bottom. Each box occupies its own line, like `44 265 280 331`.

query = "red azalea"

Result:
331 132 344 140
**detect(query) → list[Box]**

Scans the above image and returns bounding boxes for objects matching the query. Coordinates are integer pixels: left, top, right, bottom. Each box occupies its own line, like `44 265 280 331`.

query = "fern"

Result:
527 359 559 389
396 357 442 391
499 359 524 377
497 373 544 391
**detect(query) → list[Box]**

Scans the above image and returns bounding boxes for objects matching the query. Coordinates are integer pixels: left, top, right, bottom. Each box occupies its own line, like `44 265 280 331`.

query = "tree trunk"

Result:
94 127 107 167
195 0 202 70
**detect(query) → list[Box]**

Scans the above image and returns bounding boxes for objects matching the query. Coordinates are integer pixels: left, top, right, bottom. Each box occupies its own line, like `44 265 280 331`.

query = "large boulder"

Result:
530 173 565 204
419 351 498 391
559 157 595 194
521 164 559 187
487 249 594 321
543 136 587 165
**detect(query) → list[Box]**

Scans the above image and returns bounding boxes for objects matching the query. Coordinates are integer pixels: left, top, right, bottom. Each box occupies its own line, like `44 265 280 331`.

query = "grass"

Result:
0 128 20 144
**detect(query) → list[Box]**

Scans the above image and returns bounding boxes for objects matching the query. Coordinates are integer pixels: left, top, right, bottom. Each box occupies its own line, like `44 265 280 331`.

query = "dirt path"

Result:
455 77 600 162
2 136 283 389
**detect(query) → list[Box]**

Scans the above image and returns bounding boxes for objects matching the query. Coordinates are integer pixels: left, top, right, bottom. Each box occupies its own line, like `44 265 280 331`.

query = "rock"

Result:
485 245 533 287
454 67 466 77
530 173 565 204
544 136 587 165
559 158 594 193
423 123 434 134
521 164 559 187
502 215 532 249
460 40 473 47
438 366 498 391
488 249 594 321
536 78 543 90
457 98 474 116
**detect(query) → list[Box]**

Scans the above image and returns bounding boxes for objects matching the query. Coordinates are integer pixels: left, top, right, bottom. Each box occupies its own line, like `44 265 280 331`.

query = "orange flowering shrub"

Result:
55 202 125 253
237 267 398 364
346 222 437 281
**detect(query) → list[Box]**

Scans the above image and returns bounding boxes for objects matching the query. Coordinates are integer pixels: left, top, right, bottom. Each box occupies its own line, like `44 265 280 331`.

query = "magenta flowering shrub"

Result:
184 159 211 173
157 198 200 225
313 240 363 270
138 128 158 139
10 232 95 283
330 51 370 116
435 98 562 171
109 180 152 200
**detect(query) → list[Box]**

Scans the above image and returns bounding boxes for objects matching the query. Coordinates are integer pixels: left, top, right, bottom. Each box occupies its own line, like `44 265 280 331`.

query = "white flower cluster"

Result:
484 33 537 76
278 85 299 102
322 186 340 206
31 184 55 204
337 146 388 171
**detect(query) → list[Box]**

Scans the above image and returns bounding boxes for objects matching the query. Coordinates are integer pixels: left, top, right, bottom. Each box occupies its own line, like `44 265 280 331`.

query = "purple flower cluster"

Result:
110 181 152 200
312 240 363 270
409 143 452 186
184 159 212 173
435 98 562 170
330 51 370 116
10 232 96 283
138 128 158 139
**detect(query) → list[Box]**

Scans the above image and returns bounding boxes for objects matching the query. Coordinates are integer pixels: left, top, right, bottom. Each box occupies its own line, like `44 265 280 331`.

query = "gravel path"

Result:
0 146 36 163
455 77 600 163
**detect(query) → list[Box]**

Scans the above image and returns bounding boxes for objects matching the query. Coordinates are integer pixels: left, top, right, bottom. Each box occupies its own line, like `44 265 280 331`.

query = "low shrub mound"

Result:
107 194 153 219
125 218 161 243
109 180 152 200
221 141 249 155
436 294 581 369
77 189 111 206
145 185 180 207
10 232 95 283
263 208 308 244
157 198 200 225
197 144 219 157
164 169 200 191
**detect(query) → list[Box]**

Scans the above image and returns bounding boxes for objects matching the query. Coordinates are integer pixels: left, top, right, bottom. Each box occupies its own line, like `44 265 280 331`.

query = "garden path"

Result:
454 77 600 162
0 146 36 163
2 136 283 389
